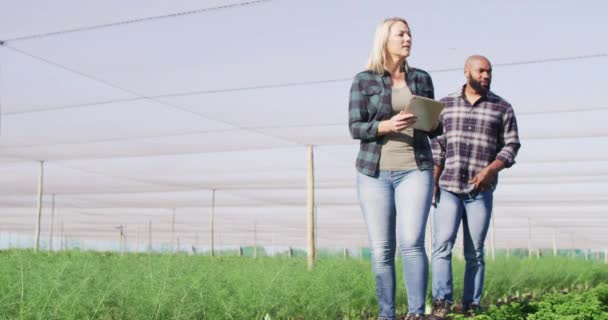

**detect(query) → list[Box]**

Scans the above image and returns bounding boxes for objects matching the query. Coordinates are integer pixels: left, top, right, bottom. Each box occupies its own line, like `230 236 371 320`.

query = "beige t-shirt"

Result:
378 86 417 171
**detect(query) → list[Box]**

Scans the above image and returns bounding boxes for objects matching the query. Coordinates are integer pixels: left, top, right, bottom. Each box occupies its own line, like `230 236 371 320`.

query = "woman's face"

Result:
385 21 411 59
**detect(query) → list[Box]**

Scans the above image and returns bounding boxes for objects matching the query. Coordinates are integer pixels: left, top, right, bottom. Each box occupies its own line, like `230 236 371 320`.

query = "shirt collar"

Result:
382 60 410 77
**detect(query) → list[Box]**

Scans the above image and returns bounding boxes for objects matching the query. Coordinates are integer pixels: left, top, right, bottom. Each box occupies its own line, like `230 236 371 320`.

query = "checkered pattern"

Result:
432 86 521 194
348 66 441 176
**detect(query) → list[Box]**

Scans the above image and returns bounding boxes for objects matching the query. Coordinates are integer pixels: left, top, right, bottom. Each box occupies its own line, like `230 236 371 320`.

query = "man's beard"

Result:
468 77 490 94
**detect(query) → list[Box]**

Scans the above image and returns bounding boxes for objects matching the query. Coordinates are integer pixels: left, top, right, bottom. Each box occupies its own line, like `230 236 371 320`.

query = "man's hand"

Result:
432 183 440 207
432 165 443 207
469 160 506 192
468 167 497 192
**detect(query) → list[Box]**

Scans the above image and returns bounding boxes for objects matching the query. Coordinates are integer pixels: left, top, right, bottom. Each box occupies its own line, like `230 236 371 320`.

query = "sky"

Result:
0 0 607 252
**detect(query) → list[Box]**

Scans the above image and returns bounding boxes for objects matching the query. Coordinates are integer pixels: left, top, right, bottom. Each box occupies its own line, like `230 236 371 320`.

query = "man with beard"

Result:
428 55 521 319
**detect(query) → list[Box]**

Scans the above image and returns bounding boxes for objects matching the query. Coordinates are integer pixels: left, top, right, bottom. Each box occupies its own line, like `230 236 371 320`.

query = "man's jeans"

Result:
431 188 493 307
357 169 433 318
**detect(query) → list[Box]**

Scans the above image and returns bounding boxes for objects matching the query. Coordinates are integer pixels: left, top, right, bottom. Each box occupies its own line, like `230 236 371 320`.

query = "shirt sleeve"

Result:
348 75 380 141
423 70 435 99
495 104 521 168
431 110 446 167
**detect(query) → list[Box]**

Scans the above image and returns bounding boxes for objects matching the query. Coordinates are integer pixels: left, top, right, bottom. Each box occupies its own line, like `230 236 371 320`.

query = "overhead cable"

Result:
0 0 273 43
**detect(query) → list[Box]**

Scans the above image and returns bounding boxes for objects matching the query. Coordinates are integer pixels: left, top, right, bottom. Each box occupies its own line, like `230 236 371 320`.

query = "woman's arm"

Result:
348 76 380 141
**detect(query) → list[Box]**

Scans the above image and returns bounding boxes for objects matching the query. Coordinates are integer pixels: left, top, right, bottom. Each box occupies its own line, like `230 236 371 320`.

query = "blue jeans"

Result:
431 188 493 307
357 169 433 318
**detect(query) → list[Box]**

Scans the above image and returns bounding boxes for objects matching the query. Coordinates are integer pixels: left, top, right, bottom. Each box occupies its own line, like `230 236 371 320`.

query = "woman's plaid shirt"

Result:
348 67 442 176
431 86 521 194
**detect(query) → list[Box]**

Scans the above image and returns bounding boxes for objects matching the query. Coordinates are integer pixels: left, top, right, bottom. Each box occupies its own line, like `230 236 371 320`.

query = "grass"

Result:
0 250 606 319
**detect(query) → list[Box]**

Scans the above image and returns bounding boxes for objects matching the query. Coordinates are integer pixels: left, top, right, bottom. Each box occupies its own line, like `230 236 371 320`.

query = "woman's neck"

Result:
385 55 405 75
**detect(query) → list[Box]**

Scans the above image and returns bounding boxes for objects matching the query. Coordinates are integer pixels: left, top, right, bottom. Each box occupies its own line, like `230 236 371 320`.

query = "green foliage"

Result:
462 285 608 320
0 250 606 319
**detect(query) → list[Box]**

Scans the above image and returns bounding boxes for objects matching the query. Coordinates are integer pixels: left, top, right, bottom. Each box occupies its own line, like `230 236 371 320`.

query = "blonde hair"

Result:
366 17 410 74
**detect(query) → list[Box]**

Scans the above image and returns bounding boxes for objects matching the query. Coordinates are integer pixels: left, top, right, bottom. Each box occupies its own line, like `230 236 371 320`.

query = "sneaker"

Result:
463 303 483 318
428 300 452 320
405 314 425 320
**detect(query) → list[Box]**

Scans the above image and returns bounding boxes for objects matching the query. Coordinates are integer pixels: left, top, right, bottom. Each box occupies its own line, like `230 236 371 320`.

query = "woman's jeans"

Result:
357 169 433 318
431 188 493 307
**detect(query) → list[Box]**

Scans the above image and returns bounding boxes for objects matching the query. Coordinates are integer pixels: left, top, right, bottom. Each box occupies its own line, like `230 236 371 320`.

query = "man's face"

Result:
465 59 492 94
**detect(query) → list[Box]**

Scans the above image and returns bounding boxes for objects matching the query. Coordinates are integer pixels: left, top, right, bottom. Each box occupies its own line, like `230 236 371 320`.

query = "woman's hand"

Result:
378 112 417 135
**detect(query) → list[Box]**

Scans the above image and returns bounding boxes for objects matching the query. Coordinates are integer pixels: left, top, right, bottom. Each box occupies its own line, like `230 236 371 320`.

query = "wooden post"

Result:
238 246 243 257
288 246 293 258
604 248 607 264
49 193 55 251
306 145 316 270
490 213 496 261
34 160 45 251
121 225 125 255
117 225 124 256
210 189 215 257
343 248 349 259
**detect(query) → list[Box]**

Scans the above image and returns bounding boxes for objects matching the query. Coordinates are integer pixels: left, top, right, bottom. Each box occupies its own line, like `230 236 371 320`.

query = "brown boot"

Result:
405 313 425 320
463 303 483 318
428 300 452 320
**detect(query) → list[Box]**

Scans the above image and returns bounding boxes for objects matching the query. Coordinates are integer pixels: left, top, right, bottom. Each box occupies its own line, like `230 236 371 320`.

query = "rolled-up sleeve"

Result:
348 76 379 141
495 105 521 168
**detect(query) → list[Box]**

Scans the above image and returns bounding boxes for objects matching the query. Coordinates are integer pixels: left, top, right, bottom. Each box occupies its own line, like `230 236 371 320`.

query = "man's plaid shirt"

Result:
431 86 521 194
348 67 442 176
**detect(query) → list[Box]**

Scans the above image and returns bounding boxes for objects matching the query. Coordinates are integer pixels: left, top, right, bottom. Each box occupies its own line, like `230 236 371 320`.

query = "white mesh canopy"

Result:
1 0 607 252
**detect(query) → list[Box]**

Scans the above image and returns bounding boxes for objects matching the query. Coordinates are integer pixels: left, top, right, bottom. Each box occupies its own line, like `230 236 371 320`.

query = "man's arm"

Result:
431 114 446 206
468 159 505 191
432 164 443 207
469 104 521 191
495 104 521 168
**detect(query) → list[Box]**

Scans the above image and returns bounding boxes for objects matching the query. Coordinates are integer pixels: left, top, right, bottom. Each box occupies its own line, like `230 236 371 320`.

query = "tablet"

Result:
404 95 444 131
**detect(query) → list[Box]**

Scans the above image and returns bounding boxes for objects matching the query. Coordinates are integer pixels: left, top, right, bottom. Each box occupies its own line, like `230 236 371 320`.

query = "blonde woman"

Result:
348 17 442 320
